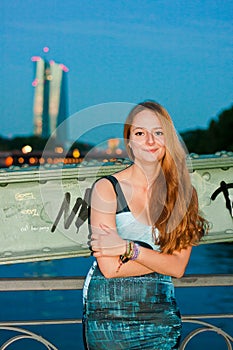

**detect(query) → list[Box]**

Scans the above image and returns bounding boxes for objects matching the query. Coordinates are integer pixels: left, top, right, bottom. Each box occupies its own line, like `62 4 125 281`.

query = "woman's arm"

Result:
135 245 192 279
92 222 192 278
91 178 192 279
90 178 154 277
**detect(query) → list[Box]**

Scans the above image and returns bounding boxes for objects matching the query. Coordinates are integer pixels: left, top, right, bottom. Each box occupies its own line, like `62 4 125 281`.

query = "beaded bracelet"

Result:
131 243 140 260
120 241 133 263
116 241 140 272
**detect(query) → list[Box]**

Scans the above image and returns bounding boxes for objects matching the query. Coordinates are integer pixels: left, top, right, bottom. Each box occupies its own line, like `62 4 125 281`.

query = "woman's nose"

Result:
146 132 155 145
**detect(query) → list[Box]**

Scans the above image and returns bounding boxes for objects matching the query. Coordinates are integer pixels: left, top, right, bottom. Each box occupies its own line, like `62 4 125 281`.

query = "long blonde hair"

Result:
124 101 207 254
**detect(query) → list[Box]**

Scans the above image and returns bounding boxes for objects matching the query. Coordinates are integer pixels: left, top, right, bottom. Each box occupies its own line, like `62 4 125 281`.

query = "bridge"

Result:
0 152 232 349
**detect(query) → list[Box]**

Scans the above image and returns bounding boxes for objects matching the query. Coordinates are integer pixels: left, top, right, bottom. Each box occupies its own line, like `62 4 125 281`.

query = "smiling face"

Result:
128 109 166 164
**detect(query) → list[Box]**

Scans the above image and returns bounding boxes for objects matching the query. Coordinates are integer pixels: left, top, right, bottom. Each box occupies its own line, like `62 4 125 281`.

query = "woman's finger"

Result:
91 243 100 252
92 251 101 258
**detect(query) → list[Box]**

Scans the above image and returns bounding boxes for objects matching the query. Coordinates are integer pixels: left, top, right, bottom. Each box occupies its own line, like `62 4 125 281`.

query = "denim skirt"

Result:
83 262 182 350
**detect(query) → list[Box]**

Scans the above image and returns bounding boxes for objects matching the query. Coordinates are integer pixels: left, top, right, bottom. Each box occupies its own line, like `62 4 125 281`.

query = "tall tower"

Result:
31 49 69 144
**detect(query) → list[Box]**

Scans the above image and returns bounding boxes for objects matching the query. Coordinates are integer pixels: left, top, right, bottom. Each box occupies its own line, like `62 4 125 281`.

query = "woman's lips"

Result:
144 148 158 153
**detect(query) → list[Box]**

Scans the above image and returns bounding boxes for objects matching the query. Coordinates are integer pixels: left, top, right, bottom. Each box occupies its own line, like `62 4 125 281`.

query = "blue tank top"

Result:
103 175 160 252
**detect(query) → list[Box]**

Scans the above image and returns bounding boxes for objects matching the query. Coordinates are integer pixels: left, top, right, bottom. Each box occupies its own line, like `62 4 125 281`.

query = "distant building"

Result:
31 55 69 143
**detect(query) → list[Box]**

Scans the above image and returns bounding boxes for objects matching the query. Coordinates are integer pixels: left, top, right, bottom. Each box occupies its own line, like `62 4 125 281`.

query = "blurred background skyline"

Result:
1 0 232 142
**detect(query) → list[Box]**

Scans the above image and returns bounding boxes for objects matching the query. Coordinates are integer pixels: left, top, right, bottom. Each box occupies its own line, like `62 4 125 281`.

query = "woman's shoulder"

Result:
90 178 117 214
92 166 132 197
110 166 132 181
92 176 117 203
94 166 131 184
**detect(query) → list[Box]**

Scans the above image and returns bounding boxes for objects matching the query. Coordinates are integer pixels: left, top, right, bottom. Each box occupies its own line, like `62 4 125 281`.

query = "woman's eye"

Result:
154 131 164 136
135 131 144 136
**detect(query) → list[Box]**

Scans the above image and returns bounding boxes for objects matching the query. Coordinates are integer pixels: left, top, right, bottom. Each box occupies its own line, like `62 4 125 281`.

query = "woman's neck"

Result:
130 161 161 188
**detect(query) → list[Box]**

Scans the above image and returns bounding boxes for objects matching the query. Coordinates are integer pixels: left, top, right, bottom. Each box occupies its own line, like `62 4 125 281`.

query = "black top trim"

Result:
101 175 130 214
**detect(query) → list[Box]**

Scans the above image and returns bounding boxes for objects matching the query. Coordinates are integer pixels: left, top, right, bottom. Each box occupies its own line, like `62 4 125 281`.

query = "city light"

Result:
32 78 39 87
59 63 69 72
55 146 64 154
115 148 123 155
5 156 13 167
31 56 41 62
29 157 37 165
72 149 80 158
106 138 122 155
22 145 32 154
18 157 24 164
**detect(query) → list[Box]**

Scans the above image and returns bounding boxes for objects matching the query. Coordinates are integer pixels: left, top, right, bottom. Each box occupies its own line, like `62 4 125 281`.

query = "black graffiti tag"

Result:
51 188 91 233
211 181 233 217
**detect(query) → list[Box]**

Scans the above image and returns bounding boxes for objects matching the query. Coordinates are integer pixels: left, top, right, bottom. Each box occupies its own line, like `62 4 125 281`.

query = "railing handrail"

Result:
0 274 232 349
0 274 233 291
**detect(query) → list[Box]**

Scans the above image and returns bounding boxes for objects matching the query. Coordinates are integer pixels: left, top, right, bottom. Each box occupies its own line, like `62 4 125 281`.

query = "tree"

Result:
181 105 233 154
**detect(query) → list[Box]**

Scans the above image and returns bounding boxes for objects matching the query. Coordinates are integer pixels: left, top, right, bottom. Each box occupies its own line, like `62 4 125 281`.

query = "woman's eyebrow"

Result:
132 126 163 131
131 126 145 131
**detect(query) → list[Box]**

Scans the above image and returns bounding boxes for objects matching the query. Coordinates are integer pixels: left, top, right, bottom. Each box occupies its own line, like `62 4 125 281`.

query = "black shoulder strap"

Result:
102 175 130 214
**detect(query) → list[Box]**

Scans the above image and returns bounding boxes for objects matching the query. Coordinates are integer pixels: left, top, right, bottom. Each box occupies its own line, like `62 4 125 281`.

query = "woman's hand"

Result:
91 224 126 258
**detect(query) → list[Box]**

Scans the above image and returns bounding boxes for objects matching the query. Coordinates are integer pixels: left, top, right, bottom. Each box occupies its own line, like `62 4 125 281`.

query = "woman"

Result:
83 101 206 349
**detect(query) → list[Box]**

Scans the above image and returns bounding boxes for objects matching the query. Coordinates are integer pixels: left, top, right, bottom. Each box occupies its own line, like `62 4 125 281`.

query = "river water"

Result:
0 243 232 350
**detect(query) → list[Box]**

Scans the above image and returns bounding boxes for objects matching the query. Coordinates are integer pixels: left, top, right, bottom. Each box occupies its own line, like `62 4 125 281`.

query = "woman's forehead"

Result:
131 110 162 129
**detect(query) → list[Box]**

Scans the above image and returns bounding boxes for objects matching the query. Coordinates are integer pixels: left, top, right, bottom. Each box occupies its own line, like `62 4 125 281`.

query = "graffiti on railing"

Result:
51 188 91 233
211 181 233 217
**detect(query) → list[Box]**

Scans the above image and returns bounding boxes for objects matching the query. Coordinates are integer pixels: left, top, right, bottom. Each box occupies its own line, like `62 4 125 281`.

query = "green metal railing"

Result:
0 153 232 348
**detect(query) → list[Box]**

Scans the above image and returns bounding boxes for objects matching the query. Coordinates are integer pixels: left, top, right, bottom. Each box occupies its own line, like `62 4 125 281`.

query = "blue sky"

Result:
1 0 232 141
